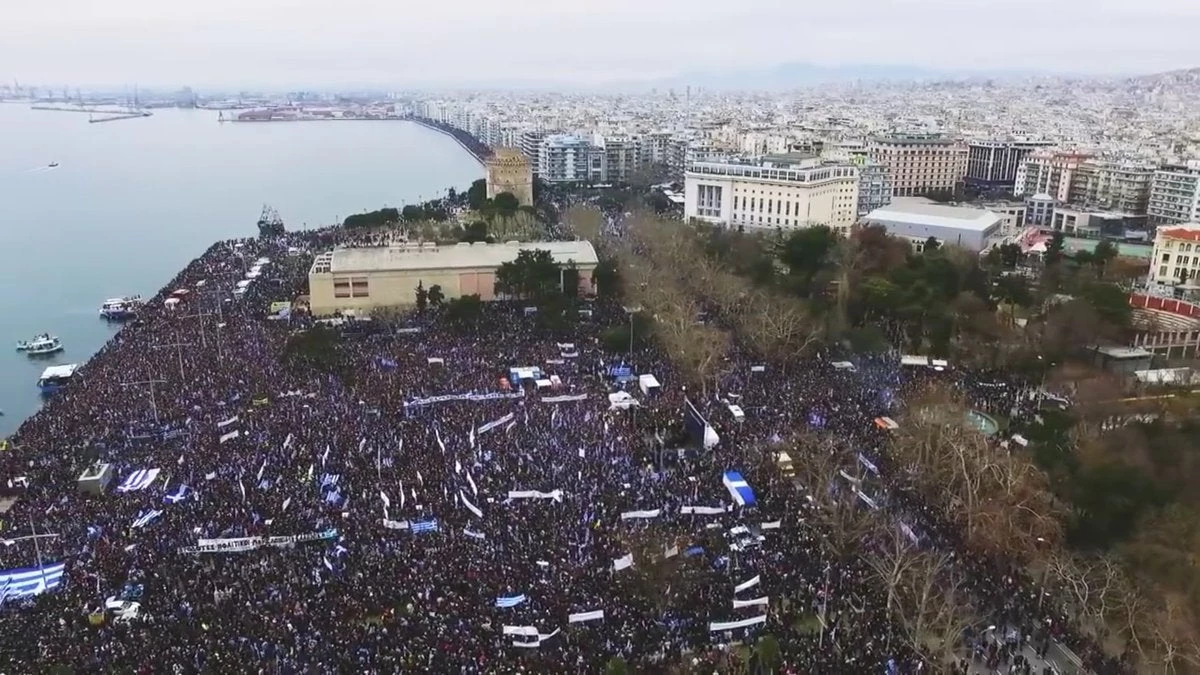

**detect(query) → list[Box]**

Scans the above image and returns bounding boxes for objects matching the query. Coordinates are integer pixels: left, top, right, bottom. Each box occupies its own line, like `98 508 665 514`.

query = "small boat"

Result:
16 334 64 355
48 162 59 168
99 296 144 320
37 363 78 395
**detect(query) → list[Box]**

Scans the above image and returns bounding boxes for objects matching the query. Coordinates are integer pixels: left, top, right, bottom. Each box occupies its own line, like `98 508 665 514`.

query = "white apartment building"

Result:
867 135 967 198
594 134 640 184
1148 162 1200 227
537 134 600 183
1149 223 1200 286
684 154 859 232
1013 150 1092 202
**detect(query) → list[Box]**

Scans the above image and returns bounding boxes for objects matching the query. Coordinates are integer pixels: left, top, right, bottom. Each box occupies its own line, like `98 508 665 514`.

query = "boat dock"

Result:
31 105 108 113
89 112 153 124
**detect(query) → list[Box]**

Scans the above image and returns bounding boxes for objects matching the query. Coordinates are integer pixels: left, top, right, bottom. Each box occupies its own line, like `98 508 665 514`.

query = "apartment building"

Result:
1149 223 1200 286
519 130 550 177
594 134 640 184
537 134 601 183
855 159 892 216
1068 160 1155 214
965 139 1054 192
1013 150 1092 202
1148 162 1200 227
867 134 967 198
684 154 859 232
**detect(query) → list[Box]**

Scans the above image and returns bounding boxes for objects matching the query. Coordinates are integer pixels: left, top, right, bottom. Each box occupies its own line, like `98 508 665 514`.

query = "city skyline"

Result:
4 0 1200 89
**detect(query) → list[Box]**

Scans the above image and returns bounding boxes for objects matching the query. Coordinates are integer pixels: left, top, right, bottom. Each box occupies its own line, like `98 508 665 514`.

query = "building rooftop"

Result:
865 202 1001 232
323 241 599 274
1159 223 1200 242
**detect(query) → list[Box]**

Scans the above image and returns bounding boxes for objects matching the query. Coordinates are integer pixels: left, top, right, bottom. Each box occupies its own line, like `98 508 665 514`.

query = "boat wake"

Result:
24 165 59 174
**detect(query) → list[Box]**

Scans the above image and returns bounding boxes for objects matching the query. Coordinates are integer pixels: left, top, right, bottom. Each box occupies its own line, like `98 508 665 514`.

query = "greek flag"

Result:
0 562 66 598
131 509 163 529
117 468 161 492
320 473 339 488
411 520 439 534
722 471 757 507
164 485 190 504
495 594 528 608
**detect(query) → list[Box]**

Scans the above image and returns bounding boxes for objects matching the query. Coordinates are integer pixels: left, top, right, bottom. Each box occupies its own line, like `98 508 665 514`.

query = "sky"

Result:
4 0 1200 89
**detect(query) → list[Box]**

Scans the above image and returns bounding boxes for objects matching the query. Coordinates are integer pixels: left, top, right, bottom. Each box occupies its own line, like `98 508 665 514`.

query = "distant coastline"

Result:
407 116 493 166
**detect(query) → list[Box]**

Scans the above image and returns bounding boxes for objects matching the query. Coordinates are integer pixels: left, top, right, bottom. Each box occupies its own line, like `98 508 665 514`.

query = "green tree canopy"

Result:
493 191 520 217
467 179 487 210
494 248 562 300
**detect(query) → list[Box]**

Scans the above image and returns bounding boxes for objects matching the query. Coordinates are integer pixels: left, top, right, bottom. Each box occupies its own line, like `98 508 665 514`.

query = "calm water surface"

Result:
0 105 483 435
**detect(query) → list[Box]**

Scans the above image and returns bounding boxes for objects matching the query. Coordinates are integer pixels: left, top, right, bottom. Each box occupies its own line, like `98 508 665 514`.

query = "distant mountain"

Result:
1126 66 1200 86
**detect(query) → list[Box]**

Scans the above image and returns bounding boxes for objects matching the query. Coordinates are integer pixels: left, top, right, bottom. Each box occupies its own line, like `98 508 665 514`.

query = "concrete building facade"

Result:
1068 160 1154 214
1014 150 1092 202
485 147 534 206
308 241 599 316
855 159 892 216
537 134 600 183
684 154 859 232
1149 223 1200 286
1148 162 1200 227
965 140 1054 192
867 135 967 198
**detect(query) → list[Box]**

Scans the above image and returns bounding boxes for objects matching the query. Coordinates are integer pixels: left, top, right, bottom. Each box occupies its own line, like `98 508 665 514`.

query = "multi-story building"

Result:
595 134 640 184
1068 160 1155 214
684 153 859 232
1149 223 1200 286
867 134 967 198
537 134 600 183
1050 206 1148 239
1014 150 1092 202
965 139 1055 192
1148 162 1200 227
520 130 550 177
854 158 892 216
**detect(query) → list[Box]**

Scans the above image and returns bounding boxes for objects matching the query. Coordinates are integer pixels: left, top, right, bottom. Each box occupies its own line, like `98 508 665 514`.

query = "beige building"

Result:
1149 223 1200 287
1068 160 1154 213
308 241 598 315
867 135 967 198
1013 150 1092 202
485 147 534 205
684 154 859 232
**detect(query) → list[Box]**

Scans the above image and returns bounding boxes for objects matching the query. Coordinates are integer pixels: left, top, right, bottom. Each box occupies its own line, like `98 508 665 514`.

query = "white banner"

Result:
734 575 761 594
568 609 605 623
182 529 337 554
382 519 409 530
216 416 239 428
219 430 240 444
620 509 662 520
507 489 563 502
478 412 516 435
709 614 767 632
405 392 524 408
681 505 727 515
542 393 589 403
460 491 484 519
613 553 633 571
502 625 539 637
761 520 782 530
733 596 769 609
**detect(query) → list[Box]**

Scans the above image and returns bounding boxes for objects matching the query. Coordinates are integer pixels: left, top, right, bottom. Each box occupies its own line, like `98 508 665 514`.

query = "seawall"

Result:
407 116 494 166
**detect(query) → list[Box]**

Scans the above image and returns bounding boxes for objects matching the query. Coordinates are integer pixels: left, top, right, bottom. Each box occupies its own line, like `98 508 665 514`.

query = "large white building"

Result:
863 201 1005 252
1148 162 1200 227
684 154 859 232
537 134 600 183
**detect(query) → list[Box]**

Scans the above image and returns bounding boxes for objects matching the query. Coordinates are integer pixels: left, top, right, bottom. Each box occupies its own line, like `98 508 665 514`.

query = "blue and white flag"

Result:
320 473 339 489
460 491 484 519
0 562 66 599
164 485 190 504
117 468 161 492
495 594 528 608
722 471 757 507
411 520 439 534
465 470 478 497
132 509 163 529
856 453 878 475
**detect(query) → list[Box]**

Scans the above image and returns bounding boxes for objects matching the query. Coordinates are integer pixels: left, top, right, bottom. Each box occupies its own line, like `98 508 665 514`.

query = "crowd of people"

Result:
0 224 1126 674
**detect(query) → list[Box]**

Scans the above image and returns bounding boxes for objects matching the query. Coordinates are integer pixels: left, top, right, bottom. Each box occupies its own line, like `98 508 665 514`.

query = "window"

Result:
334 279 351 298
351 278 370 297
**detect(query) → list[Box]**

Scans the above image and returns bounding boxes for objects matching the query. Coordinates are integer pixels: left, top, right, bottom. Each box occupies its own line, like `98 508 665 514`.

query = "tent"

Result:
608 391 639 410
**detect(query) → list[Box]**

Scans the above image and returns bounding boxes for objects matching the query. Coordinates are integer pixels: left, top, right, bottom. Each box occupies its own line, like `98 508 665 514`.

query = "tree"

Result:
1046 231 1066 265
427 284 445 308
562 260 580 298
494 248 561 300
923 236 941 253
467 179 487 210
401 205 424 222
414 281 428 313
445 294 483 327
284 325 344 374
778 226 837 292
591 259 619 299
604 657 629 675
755 635 781 674
460 220 489 243
343 207 399 229
493 191 520 217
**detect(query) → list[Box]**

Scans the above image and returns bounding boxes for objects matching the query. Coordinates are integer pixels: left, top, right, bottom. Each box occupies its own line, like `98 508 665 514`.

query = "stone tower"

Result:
486 147 534 206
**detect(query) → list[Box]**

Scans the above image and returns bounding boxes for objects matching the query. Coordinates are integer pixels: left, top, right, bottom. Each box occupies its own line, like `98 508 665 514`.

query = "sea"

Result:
0 104 484 436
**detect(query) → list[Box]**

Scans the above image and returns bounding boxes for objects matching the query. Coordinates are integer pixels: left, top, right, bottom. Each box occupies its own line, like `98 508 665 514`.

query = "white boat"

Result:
99 296 144 320
16 334 63 355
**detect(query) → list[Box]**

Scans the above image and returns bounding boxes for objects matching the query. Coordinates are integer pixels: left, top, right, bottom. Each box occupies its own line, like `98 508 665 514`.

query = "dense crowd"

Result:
0 226 1125 674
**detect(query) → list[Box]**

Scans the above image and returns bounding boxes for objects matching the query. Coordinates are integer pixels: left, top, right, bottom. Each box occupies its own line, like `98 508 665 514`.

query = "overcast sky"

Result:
4 0 1199 89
